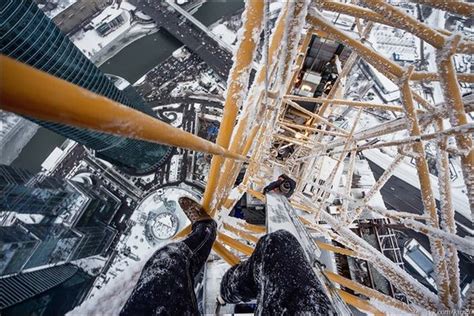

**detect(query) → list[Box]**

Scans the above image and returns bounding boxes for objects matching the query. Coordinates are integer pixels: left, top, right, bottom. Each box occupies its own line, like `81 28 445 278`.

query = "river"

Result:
11 0 244 173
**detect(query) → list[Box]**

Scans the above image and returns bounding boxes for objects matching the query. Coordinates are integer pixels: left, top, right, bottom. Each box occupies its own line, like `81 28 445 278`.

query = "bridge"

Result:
165 0 234 54
130 0 233 79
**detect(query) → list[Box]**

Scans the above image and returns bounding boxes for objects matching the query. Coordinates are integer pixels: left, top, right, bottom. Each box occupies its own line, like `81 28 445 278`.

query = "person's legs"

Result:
220 230 333 315
182 219 217 277
120 219 216 315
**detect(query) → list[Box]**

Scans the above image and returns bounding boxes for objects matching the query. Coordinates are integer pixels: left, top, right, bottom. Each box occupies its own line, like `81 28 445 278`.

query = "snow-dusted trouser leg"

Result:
120 220 216 316
220 230 333 315
182 219 217 277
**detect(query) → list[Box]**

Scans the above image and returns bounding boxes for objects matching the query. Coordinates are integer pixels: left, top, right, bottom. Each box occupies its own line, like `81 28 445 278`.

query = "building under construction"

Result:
1 0 473 314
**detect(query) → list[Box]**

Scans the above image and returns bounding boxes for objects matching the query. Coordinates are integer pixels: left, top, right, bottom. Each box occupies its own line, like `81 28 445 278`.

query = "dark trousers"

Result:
121 224 332 315
120 220 216 316
220 230 333 315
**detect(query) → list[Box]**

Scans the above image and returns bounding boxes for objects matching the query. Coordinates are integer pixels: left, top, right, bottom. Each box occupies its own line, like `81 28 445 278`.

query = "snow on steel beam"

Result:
363 155 404 204
285 95 407 112
210 3 290 214
313 0 473 54
212 240 241 266
410 0 474 17
325 123 474 154
360 0 474 54
411 72 474 83
216 1 310 213
436 35 474 218
222 222 259 244
217 232 254 256
434 119 461 308
279 120 348 137
324 271 419 314
284 99 350 135
324 95 474 151
202 0 264 211
399 66 450 309
0 56 247 161
313 206 440 311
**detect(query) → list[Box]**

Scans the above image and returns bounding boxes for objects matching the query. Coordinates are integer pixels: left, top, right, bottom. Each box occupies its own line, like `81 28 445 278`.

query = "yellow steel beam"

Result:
435 119 461 308
315 241 356 257
280 121 347 137
436 36 474 216
285 99 349 135
202 0 264 210
308 12 403 78
411 0 474 17
236 221 266 234
360 0 471 55
223 222 260 243
173 224 241 266
324 271 418 314
0 56 246 161
217 232 254 257
247 189 266 203
315 0 473 54
399 66 450 309
212 240 241 266
285 95 406 112
412 72 474 83
337 290 385 316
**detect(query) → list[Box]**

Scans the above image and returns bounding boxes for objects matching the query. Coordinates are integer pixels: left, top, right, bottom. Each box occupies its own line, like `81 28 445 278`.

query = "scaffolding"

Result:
1 0 473 313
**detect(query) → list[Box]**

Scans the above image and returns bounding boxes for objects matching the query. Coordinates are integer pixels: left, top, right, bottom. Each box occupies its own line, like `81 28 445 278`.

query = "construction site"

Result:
1 0 473 314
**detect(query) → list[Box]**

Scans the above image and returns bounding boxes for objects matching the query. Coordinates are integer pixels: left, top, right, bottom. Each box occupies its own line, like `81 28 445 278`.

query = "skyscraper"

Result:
0 225 39 275
0 0 172 174
0 264 93 315
0 165 76 216
0 165 118 274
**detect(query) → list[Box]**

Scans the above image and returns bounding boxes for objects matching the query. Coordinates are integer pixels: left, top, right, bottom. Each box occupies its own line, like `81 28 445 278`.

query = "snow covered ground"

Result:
70 1 157 64
39 0 78 18
70 185 201 314
210 24 237 48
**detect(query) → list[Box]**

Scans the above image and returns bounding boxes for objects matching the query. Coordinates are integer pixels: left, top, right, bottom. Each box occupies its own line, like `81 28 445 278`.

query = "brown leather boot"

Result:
178 197 212 224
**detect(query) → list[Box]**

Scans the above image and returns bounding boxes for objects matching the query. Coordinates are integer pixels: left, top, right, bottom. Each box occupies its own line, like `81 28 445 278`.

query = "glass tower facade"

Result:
0 222 116 275
0 165 118 274
0 225 39 275
0 0 172 174
0 165 75 216
0 264 94 315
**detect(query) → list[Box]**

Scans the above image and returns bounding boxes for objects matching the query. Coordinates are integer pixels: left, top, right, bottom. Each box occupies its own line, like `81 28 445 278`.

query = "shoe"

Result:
178 197 212 224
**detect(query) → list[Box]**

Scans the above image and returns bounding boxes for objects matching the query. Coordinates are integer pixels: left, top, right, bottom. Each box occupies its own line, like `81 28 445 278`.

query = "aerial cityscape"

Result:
0 0 472 314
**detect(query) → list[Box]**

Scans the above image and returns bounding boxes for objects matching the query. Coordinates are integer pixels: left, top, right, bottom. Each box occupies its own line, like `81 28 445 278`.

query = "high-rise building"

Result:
0 165 76 216
0 222 116 275
0 0 172 174
0 264 93 315
0 165 118 274
0 225 39 275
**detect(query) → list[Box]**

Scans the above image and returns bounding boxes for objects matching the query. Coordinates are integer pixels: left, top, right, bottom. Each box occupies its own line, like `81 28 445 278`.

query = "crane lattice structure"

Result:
1 0 473 313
